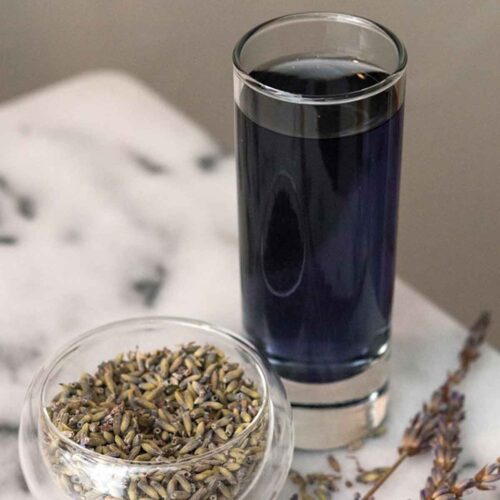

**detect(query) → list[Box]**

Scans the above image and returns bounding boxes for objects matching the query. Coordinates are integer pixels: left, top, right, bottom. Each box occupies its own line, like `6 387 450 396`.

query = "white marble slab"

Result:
0 71 498 499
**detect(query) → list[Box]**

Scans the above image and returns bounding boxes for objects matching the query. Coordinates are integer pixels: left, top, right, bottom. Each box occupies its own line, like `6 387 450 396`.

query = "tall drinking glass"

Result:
233 13 407 449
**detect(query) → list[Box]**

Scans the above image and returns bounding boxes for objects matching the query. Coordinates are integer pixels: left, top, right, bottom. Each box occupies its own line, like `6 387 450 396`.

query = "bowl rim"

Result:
39 316 271 469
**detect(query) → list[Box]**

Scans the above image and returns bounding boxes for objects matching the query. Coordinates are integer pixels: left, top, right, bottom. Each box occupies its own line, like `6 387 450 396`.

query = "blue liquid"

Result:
236 57 404 383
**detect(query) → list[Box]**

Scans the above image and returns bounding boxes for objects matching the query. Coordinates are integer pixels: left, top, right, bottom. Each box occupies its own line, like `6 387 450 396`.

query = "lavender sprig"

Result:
430 458 500 499
420 389 464 498
361 312 491 500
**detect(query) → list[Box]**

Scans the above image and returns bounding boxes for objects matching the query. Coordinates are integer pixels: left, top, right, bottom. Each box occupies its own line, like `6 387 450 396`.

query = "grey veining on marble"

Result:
0 72 498 499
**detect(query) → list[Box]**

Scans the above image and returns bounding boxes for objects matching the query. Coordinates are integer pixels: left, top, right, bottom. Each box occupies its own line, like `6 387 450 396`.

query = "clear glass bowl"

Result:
19 317 294 499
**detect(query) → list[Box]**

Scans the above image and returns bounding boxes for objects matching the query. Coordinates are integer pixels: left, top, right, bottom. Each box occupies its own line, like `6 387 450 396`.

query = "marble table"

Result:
0 72 498 499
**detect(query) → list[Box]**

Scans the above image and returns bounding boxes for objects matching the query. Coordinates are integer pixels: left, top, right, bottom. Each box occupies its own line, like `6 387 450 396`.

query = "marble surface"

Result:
0 71 498 500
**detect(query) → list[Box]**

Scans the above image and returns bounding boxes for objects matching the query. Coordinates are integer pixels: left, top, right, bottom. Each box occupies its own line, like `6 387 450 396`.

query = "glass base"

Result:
282 352 390 449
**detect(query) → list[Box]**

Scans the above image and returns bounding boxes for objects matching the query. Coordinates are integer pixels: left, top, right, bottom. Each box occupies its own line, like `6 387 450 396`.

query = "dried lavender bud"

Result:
327 454 341 473
356 468 391 485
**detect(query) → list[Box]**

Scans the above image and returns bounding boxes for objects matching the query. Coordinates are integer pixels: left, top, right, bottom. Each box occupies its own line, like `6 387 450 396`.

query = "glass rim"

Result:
39 315 271 468
233 11 408 105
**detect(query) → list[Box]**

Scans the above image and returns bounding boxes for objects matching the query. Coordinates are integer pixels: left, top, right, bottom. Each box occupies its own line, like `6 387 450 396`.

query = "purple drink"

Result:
236 57 404 383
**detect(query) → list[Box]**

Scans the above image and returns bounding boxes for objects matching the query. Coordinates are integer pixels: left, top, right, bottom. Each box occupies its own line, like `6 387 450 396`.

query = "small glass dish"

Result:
19 317 294 499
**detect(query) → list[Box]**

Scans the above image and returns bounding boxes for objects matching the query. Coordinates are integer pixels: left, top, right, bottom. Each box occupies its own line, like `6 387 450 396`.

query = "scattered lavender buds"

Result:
288 469 340 500
42 343 268 499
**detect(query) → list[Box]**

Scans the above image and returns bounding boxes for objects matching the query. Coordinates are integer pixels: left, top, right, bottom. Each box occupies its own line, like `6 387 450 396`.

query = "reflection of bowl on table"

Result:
19 317 294 499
